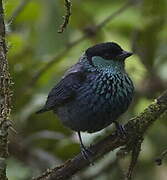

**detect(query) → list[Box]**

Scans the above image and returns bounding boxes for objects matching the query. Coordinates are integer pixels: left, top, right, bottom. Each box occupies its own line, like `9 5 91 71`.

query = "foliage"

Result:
4 0 167 179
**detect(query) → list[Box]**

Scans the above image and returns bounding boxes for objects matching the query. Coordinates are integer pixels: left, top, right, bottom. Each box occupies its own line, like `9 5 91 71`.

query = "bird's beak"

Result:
117 51 133 60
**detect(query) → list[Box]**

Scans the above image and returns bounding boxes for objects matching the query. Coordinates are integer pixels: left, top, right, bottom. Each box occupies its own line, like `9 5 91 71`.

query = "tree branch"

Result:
32 90 167 180
0 0 12 179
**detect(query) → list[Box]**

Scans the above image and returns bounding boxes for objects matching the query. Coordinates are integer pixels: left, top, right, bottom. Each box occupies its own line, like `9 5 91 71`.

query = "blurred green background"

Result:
5 0 167 179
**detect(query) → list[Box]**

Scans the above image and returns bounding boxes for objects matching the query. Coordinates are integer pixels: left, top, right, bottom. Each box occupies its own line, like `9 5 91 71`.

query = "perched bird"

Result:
37 42 134 159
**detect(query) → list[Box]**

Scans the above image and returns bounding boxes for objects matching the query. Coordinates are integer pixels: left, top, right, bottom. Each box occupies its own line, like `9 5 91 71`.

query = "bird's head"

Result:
85 42 133 71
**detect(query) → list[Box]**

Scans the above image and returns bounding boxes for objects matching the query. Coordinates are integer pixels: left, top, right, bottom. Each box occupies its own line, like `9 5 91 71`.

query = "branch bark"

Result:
32 90 167 180
0 1 12 179
58 0 72 33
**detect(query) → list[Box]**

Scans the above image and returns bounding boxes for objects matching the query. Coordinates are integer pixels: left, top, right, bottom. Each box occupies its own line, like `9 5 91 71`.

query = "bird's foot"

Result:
77 131 94 164
114 121 127 138
81 146 94 165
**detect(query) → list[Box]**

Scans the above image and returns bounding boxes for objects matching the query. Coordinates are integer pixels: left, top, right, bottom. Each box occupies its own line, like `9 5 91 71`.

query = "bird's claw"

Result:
114 121 127 138
81 147 94 165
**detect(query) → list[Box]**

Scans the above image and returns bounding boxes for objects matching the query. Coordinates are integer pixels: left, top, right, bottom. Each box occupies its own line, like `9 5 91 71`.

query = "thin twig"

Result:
32 90 167 180
7 0 32 24
58 0 72 33
96 0 133 29
155 148 167 165
125 136 143 180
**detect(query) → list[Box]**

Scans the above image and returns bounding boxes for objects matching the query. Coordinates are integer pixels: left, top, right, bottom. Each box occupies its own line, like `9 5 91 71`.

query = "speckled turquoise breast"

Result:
57 67 134 133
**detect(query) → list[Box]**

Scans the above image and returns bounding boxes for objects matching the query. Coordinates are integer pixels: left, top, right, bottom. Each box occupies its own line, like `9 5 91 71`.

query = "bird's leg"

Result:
113 121 127 137
77 131 94 162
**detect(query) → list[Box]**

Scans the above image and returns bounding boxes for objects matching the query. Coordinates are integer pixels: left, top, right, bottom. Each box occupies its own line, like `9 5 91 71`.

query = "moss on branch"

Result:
0 1 12 179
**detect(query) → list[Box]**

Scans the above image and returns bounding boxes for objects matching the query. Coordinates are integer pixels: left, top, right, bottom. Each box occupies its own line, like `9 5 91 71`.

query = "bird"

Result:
36 42 134 160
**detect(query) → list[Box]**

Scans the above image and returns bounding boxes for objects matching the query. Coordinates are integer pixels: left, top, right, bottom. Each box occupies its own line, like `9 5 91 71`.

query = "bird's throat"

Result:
92 56 125 72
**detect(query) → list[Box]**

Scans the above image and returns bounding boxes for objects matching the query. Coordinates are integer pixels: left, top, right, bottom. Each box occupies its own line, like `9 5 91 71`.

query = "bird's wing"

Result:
36 63 86 113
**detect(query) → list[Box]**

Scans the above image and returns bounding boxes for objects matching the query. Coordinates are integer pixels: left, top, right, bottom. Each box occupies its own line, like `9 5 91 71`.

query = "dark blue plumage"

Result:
37 42 134 159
